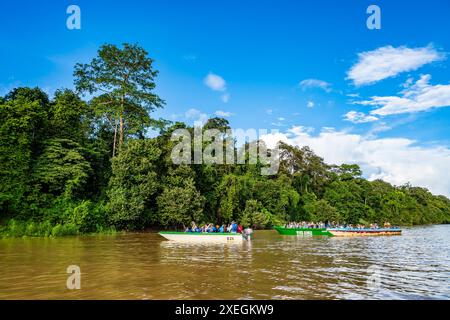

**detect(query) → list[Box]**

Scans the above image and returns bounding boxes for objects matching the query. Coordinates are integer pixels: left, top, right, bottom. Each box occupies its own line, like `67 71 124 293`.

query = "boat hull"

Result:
274 226 332 236
327 228 402 237
274 226 402 237
158 231 244 243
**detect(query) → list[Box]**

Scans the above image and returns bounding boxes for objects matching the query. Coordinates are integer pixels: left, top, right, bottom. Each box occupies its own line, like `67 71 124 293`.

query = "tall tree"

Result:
107 139 161 229
74 43 165 156
47 89 89 143
157 166 205 227
0 88 48 217
33 138 92 200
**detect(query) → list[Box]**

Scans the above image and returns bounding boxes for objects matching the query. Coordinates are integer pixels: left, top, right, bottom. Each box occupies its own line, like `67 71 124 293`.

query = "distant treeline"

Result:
1 44 449 237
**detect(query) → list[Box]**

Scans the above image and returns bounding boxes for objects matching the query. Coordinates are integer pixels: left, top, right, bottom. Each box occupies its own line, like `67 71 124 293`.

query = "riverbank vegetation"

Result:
1 43 450 237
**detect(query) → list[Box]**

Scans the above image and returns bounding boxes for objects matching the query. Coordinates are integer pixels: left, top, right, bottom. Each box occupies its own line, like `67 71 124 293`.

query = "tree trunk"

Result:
119 95 124 150
119 115 124 149
113 121 118 157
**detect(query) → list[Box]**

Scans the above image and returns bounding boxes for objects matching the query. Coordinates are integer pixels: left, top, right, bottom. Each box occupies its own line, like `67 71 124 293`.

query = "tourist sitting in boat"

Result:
284 221 398 230
227 222 237 232
190 221 200 232
184 221 243 233
285 221 327 229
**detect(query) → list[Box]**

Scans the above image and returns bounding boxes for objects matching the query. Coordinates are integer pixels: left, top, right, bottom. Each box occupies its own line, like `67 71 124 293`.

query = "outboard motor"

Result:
242 228 253 241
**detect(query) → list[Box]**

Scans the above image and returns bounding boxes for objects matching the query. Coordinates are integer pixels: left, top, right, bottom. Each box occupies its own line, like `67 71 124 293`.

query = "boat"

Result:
273 226 333 236
158 231 248 243
327 228 402 237
274 226 402 237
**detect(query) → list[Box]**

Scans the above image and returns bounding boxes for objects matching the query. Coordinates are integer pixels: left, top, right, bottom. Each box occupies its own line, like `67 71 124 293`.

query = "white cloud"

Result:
204 73 226 91
221 93 230 103
214 110 233 117
344 111 379 123
357 74 450 116
307 100 314 108
266 108 274 115
185 108 199 118
261 126 450 197
278 117 285 121
168 113 183 120
347 45 444 86
366 121 392 137
299 79 332 92
185 108 208 125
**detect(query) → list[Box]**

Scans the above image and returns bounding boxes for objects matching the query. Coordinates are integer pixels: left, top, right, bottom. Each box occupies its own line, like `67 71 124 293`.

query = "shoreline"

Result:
1 223 447 239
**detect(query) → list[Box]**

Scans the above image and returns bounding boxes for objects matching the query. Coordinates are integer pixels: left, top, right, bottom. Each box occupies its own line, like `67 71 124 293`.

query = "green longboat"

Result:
273 226 333 236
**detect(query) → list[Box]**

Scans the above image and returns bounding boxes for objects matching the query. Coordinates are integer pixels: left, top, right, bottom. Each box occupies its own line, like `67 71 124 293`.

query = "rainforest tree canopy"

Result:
1 43 449 237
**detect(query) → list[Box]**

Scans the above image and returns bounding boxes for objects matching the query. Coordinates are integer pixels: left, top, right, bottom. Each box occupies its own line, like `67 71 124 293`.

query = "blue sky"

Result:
1 0 450 196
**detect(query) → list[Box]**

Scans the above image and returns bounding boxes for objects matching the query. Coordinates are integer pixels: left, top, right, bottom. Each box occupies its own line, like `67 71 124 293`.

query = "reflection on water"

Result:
0 225 449 299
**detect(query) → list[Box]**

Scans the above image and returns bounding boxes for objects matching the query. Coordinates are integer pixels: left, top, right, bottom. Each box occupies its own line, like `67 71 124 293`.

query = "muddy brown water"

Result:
0 225 449 299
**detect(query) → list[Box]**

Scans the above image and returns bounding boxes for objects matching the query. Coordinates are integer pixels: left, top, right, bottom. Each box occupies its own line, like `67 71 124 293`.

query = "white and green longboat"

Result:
158 231 249 243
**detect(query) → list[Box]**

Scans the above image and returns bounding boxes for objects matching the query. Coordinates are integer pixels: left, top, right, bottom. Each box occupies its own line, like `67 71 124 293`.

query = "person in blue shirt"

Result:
219 225 224 233
231 222 238 233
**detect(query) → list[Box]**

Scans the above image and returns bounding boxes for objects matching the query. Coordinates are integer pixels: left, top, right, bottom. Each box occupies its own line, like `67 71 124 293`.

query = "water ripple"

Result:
0 225 449 299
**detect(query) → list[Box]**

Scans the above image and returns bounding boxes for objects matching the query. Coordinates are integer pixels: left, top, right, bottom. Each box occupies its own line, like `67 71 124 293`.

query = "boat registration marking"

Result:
296 231 312 237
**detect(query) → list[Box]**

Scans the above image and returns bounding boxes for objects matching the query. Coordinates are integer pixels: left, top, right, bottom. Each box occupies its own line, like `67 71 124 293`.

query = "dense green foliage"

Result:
1 43 449 237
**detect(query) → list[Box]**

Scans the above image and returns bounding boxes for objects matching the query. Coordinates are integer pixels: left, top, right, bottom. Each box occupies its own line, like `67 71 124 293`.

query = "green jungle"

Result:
1 43 449 237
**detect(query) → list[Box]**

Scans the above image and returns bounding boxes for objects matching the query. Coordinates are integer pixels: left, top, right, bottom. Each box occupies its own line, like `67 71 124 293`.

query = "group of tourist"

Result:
284 221 394 229
285 221 328 229
185 221 243 233
185 221 395 233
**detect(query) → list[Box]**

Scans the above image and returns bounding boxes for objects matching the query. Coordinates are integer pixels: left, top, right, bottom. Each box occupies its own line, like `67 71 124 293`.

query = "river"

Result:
0 225 449 299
